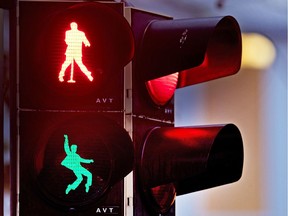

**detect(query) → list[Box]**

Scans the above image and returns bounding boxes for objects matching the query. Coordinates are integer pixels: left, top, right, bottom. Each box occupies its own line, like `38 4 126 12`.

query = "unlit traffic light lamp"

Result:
138 124 243 214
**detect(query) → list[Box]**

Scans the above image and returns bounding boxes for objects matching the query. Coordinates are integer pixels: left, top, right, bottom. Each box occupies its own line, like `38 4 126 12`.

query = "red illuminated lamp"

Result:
145 73 179 106
138 16 241 106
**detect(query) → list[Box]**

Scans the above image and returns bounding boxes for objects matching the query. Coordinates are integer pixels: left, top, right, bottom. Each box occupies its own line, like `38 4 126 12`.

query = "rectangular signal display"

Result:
18 1 133 111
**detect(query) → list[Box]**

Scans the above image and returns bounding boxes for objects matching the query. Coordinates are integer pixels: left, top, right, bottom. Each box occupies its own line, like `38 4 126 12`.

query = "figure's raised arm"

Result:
80 157 94 164
63 134 71 155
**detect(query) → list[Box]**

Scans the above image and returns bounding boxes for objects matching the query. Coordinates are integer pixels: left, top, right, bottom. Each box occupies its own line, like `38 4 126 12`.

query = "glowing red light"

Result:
59 22 93 83
145 72 179 106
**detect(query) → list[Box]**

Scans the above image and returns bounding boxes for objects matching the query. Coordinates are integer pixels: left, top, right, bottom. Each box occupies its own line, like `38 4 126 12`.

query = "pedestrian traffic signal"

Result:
20 112 134 215
16 1 135 216
125 7 243 216
19 1 134 110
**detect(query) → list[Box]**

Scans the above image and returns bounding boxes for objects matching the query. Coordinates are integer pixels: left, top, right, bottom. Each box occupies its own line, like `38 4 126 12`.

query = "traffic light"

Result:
14 1 244 215
138 124 243 214
124 7 243 215
19 1 134 110
138 16 242 86
16 1 134 215
19 112 134 215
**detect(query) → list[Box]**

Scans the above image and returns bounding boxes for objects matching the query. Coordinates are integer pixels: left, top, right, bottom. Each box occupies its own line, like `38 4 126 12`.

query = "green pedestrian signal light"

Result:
61 134 94 194
20 112 133 214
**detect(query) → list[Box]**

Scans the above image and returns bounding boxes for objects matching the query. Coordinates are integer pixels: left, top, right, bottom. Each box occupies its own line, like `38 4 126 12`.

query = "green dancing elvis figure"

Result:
61 134 94 194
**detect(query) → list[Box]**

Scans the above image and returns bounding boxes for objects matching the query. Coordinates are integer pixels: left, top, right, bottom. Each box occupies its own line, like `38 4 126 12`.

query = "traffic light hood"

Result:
138 16 242 87
139 124 244 213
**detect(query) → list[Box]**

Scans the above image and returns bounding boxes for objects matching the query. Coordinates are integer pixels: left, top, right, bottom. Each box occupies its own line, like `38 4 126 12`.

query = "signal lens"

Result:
21 113 134 210
145 72 179 106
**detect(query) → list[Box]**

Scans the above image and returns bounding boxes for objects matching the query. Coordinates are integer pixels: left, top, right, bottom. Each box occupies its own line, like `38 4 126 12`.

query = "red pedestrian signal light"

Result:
58 22 93 83
19 1 134 110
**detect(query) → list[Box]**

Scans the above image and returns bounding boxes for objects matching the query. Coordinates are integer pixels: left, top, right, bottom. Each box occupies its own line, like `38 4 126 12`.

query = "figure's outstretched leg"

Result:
80 167 93 193
65 184 73 195
65 172 83 194
59 57 73 82
75 58 93 81
85 172 93 193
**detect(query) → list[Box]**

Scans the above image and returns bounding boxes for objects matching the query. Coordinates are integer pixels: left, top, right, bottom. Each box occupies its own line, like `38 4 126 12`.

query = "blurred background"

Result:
127 0 287 215
1 0 287 215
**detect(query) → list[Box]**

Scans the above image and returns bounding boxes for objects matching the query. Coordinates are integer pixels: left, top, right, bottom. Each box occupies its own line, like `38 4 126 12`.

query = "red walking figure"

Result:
59 22 93 83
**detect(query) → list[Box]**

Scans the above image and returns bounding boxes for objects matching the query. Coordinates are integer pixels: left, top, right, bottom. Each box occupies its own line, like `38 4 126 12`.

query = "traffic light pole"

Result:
123 31 134 216
0 9 4 216
9 4 17 216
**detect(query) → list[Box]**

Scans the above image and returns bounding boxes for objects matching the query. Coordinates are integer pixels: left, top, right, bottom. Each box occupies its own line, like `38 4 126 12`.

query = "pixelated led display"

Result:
61 134 94 194
59 22 93 83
